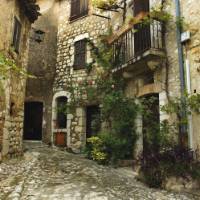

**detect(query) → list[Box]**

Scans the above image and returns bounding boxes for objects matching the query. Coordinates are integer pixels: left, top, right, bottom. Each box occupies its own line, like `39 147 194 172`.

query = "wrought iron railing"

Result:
112 19 164 68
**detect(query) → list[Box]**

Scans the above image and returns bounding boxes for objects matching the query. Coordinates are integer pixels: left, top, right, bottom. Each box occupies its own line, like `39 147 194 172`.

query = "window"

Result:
57 97 68 129
73 39 87 70
133 0 149 17
70 0 88 21
12 17 22 53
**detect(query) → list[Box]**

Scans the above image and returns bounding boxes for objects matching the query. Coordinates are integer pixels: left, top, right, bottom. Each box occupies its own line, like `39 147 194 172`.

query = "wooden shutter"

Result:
133 0 149 16
70 0 80 20
70 0 88 21
74 40 86 70
12 17 21 53
80 0 88 16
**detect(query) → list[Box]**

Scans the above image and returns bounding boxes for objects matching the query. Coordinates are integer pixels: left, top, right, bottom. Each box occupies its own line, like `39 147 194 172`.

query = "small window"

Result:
57 97 68 129
12 17 22 53
70 0 88 21
73 39 87 70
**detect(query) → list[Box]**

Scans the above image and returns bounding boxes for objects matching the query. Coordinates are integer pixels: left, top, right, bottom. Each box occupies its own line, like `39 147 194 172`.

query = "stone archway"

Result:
52 91 72 147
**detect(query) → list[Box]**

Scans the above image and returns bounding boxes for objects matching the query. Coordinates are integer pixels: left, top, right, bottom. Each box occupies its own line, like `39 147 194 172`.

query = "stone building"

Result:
13 0 198 158
25 0 59 144
51 0 200 156
0 0 40 160
108 0 200 156
52 0 175 154
52 0 109 152
107 0 181 156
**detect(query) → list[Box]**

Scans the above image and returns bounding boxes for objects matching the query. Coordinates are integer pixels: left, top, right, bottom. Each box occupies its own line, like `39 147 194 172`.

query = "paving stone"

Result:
0 144 199 200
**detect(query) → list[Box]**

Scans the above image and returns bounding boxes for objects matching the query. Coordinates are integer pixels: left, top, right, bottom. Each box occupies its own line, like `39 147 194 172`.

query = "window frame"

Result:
12 17 22 53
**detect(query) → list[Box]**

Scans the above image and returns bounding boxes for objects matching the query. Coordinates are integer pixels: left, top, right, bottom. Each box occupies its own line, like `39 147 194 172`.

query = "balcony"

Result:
112 19 165 76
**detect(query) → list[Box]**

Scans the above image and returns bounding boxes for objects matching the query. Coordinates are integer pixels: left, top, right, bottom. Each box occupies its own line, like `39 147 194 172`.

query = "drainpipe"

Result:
174 0 187 146
175 0 185 95
185 59 193 149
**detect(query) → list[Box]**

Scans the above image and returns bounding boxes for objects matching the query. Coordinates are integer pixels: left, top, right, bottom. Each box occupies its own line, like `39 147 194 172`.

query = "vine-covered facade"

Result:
51 0 200 157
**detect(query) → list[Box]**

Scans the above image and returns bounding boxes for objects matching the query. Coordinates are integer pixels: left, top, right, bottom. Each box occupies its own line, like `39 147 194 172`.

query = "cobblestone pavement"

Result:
0 143 199 200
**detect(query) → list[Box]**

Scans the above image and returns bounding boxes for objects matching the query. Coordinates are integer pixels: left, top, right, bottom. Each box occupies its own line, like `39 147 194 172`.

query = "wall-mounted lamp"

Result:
30 28 45 43
34 29 45 43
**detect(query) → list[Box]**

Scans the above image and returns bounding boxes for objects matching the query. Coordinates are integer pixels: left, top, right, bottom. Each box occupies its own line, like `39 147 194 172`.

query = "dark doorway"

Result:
142 94 160 155
86 105 101 138
56 96 68 129
133 0 151 55
134 23 151 55
23 102 43 140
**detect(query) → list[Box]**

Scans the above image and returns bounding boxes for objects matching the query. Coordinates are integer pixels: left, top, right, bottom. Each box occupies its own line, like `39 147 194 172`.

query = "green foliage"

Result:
84 87 139 165
140 96 177 152
0 52 35 80
100 131 136 164
92 0 119 11
161 93 200 124
85 129 138 165
85 136 108 165
140 147 200 188
81 31 139 165
140 94 200 188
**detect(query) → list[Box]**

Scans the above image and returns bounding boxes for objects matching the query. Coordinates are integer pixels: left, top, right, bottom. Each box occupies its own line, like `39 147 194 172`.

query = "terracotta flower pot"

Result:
55 132 66 147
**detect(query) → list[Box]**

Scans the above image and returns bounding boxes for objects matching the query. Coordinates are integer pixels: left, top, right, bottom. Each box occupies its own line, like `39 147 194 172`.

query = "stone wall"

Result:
0 0 36 159
26 0 59 144
180 0 200 153
53 0 108 151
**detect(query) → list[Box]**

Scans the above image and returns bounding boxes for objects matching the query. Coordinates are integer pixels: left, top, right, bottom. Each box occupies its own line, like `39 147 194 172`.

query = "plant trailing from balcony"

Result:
92 0 119 10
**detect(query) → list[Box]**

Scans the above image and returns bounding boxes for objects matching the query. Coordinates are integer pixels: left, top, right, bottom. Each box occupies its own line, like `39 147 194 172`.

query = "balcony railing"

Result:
112 19 164 68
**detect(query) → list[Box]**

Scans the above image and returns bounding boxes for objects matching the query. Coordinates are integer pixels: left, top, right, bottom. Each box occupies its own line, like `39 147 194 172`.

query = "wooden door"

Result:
23 102 43 140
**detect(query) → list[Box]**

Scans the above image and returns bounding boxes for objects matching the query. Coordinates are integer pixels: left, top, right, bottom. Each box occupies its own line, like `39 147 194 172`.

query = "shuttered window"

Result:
70 0 88 21
73 39 86 70
12 17 22 53
133 0 149 16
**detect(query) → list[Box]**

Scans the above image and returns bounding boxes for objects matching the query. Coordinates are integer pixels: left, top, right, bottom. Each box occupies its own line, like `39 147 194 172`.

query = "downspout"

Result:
174 0 187 145
175 0 185 96
185 59 193 149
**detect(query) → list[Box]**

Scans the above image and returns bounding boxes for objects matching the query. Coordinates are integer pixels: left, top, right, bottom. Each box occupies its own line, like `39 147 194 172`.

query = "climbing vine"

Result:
0 52 35 80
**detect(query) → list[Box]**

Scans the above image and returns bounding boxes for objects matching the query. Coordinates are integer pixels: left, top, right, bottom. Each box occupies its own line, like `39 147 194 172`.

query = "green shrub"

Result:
140 146 200 188
84 136 108 165
84 130 137 165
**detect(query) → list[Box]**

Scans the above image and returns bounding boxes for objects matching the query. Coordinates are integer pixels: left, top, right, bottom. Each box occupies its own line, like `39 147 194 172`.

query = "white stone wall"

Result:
53 0 108 151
